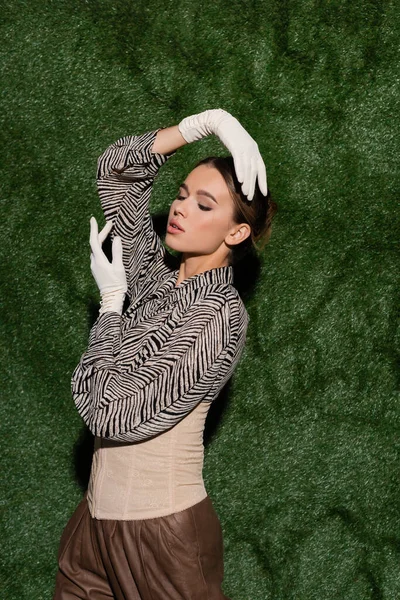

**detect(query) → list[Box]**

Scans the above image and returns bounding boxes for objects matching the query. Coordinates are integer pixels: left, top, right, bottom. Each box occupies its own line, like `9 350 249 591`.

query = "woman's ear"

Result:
227 224 251 247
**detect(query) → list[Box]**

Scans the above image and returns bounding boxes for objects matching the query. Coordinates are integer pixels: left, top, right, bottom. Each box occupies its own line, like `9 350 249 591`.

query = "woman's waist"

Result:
91 449 205 485
89 438 205 495
87 451 207 519
95 435 205 469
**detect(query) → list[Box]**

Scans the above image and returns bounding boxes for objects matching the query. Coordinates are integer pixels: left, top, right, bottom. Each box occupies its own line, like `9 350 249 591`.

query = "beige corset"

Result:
87 400 212 520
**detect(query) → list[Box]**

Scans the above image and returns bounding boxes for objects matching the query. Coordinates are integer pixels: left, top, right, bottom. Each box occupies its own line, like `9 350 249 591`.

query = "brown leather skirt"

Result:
52 494 230 600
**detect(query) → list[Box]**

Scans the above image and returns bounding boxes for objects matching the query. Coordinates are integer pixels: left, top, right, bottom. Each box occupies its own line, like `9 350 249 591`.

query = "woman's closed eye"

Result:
176 195 212 211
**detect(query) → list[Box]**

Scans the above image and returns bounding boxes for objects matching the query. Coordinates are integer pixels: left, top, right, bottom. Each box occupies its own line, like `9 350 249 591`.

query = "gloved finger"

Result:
89 216 108 261
232 153 244 184
246 161 257 201
241 156 253 198
89 217 101 255
257 156 268 196
90 251 98 278
112 236 123 266
98 220 114 245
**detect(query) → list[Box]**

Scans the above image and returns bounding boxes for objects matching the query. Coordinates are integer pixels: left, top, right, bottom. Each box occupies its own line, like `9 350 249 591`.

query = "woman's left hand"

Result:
89 217 127 314
178 108 268 201
213 111 268 201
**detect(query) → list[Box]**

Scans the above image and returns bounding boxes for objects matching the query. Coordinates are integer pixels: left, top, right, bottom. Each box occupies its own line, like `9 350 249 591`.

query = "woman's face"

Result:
165 164 236 257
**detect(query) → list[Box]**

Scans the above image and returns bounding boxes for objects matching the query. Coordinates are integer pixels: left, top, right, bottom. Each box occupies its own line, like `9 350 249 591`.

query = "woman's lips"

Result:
167 224 185 234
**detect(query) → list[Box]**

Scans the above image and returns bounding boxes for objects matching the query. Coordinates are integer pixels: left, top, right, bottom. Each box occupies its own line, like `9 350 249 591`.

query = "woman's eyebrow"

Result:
179 183 218 204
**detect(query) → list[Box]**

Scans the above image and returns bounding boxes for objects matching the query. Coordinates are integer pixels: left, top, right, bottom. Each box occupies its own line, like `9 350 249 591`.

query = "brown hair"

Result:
193 156 278 266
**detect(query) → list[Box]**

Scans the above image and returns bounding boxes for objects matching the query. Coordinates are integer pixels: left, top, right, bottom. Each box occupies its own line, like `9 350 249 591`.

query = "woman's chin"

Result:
164 234 180 251
166 231 183 241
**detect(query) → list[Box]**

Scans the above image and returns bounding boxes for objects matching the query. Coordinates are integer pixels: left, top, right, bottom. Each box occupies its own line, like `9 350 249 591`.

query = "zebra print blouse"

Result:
71 128 249 443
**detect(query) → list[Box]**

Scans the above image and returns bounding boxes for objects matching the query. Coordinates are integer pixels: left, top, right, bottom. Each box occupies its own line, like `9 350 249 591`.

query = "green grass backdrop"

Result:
1 1 399 598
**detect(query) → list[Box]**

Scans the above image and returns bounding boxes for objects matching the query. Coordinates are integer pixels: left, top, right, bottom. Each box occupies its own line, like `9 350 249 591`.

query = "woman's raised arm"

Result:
151 124 188 155
95 128 177 301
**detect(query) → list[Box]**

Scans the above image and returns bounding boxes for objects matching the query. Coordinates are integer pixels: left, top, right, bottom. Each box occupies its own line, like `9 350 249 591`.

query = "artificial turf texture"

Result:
1 1 399 598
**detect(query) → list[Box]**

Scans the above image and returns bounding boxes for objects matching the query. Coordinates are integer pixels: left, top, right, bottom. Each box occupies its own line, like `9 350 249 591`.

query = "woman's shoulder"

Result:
193 282 250 329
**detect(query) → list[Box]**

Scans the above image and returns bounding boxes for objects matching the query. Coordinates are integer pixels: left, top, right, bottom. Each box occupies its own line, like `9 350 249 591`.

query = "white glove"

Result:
178 108 268 201
89 216 127 315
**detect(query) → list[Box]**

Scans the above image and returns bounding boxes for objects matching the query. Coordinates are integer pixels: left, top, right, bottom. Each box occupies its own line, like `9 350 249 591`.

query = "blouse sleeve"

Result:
71 299 248 442
96 128 177 301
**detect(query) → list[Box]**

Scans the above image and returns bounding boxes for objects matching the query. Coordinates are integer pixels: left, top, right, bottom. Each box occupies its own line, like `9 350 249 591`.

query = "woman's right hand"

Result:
178 108 268 201
89 217 127 315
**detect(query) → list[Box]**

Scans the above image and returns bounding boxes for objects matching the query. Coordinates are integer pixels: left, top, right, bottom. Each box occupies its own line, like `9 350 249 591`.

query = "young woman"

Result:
53 108 277 600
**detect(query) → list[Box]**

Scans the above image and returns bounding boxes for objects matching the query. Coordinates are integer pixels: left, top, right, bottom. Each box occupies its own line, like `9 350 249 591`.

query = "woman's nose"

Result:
174 205 183 216
174 200 188 215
